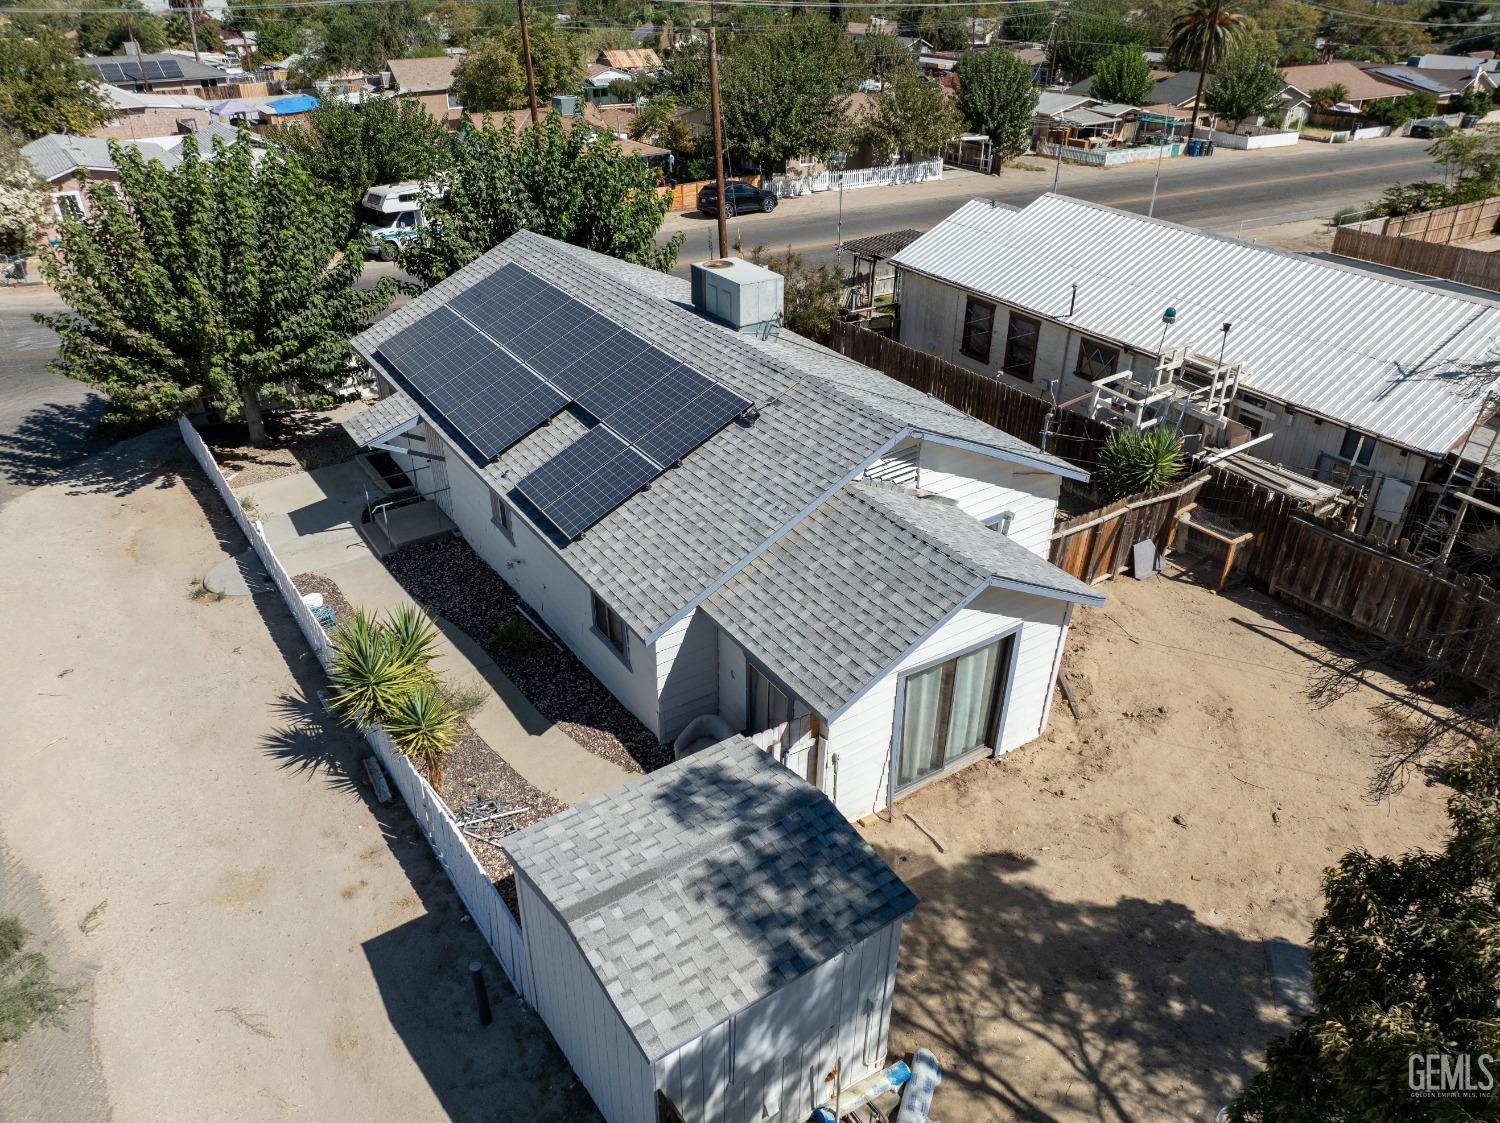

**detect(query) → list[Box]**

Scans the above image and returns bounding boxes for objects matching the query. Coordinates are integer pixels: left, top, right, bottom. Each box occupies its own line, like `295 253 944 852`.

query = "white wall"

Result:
414 428 666 736
717 626 749 732
517 873 657 1123
907 442 1061 558
824 586 1071 820
653 921 904 1123
656 609 721 743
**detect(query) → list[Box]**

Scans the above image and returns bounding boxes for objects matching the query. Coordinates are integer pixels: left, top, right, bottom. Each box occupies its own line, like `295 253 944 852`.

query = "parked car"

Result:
1407 119 1451 139
697 181 779 218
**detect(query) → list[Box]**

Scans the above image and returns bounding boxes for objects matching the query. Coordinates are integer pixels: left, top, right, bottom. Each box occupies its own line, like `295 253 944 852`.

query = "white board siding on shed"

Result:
425 429 664 735
864 437 920 486
825 587 1070 819
517 872 656 1123
716 626 749 732
911 443 1060 558
653 921 903 1123
655 609 721 742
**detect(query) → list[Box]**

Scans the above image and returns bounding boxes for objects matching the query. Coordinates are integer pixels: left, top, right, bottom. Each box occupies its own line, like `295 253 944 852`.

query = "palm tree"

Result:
1171 0 1247 140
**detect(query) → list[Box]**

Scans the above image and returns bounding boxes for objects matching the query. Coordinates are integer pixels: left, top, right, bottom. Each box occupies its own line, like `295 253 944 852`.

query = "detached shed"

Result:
502 736 918 1123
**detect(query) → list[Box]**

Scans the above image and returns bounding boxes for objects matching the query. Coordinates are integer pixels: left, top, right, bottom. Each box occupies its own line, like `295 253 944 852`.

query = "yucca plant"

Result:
383 684 460 785
1094 428 1186 503
384 605 440 675
327 610 424 728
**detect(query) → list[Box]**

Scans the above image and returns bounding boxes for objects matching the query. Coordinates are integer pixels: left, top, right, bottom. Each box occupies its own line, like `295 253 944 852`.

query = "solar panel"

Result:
376 308 567 460
587 355 751 467
157 59 184 79
514 426 658 541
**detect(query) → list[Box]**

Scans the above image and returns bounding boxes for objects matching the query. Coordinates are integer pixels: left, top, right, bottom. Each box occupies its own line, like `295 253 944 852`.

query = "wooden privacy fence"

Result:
177 418 536 1003
1377 197 1500 243
660 175 759 213
827 319 1114 471
1049 473 1209 584
1331 226 1500 293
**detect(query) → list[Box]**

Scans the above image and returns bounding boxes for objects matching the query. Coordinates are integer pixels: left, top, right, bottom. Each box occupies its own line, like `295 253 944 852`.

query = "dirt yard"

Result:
863 570 1451 1123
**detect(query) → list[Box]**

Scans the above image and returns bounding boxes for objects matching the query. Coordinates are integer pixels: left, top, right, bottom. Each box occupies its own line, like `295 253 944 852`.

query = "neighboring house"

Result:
1014 45 1050 84
79 50 237 96
86 84 215 141
344 234 1101 820
384 56 462 122
584 64 634 103
502 735 917 1123
1368 63 1498 105
210 94 319 129
1279 61 1407 124
23 134 177 228
1407 53 1500 73
891 195 1500 540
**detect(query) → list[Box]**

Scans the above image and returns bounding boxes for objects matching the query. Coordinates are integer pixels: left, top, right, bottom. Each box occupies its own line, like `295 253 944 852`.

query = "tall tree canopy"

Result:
719 16 856 171
1169 0 1249 75
1003 1 1054 42
859 67 964 162
270 98 448 202
450 37 527 111
37 134 395 444
1052 0 1148 83
401 115 681 285
1204 48 1286 130
1090 44 1155 105
495 20 584 102
0 27 112 138
1229 738 1500 1121
295 0 443 79
956 48 1038 168
0 127 48 254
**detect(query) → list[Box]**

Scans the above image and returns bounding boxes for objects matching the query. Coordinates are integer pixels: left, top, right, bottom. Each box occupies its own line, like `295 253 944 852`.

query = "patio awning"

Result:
842 229 923 260
342 391 418 447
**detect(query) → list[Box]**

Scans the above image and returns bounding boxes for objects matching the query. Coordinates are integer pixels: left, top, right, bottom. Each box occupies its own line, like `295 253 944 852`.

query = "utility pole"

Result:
1148 117 1176 216
1045 11 1066 87
516 0 539 123
1185 0 1223 144
124 12 151 93
187 3 202 64
707 0 729 259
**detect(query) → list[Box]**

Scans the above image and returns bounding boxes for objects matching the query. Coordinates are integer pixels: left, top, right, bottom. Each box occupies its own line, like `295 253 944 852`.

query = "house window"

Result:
1339 428 1376 467
591 593 628 657
986 510 1016 535
896 634 1014 790
1002 313 1040 381
446 91 461 109
1075 336 1119 383
52 192 83 221
490 492 511 535
960 296 996 363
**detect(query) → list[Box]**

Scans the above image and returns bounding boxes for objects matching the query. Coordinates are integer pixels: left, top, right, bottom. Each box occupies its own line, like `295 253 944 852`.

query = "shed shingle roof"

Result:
349 232 1079 641
386 55 459 93
22 134 178 181
502 737 917 1060
705 480 1102 718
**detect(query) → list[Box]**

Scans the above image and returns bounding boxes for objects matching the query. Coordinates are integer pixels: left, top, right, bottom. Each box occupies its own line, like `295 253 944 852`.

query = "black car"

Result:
697 181 779 217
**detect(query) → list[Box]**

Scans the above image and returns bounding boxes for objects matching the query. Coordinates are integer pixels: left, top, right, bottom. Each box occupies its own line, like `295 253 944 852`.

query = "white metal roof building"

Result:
891 195 1500 459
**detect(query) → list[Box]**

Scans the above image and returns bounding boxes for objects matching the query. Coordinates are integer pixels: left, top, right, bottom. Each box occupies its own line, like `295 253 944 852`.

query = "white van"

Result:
360 181 439 260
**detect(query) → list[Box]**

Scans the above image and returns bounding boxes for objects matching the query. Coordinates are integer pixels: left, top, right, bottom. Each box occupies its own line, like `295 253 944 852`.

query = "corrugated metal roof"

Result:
891 196 1500 456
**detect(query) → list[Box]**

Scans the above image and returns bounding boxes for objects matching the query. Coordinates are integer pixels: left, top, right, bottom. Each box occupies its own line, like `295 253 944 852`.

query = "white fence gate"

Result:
177 418 534 1003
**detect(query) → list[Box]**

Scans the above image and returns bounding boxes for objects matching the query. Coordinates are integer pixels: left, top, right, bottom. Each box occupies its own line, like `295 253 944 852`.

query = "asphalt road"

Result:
664 134 1446 271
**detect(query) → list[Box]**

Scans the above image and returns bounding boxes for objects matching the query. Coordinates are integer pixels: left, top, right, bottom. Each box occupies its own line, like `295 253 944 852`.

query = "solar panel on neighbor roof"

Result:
512 425 658 541
375 307 567 461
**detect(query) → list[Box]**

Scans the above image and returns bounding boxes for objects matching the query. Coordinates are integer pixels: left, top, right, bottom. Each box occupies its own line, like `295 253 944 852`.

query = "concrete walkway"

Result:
238 462 632 806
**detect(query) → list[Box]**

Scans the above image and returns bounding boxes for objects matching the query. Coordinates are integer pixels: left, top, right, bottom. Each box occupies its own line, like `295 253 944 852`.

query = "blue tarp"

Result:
267 95 319 114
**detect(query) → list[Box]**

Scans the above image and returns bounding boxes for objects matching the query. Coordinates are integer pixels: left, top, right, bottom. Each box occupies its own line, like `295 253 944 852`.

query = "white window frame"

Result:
490 492 511 536
51 191 84 221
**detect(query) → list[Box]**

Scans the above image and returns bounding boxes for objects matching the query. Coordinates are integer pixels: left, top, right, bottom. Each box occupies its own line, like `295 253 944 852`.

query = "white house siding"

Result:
824 587 1070 819
716 626 749 732
655 609 721 743
418 428 665 735
652 921 903 1123
517 872 657 1123
864 437 921 486
909 442 1060 558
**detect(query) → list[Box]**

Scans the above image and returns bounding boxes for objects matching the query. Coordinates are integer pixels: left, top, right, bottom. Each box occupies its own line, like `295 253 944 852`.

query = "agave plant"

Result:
327 610 424 728
1094 428 1186 502
383 684 460 785
384 604 441 676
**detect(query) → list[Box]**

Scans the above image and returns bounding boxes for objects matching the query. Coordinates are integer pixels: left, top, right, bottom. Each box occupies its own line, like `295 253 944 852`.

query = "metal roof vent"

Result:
690 257 784 335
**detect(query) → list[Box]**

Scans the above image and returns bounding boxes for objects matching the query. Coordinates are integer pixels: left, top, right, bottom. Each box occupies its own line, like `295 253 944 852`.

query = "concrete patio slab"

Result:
204 546 271 597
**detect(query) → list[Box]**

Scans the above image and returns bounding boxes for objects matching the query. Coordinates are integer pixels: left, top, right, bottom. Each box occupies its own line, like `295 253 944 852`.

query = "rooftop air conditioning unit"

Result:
690 258 785 335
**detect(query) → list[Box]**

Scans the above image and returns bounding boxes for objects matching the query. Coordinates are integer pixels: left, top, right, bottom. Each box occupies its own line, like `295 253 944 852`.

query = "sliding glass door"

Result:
896 635 1014 790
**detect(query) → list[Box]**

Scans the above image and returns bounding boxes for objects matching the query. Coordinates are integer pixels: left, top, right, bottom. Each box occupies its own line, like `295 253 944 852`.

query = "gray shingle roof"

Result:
704 480 1103 719
502 736 917 1060
340 390 416 446
80 52 229 82
22 134 179 181
348 233 1080 640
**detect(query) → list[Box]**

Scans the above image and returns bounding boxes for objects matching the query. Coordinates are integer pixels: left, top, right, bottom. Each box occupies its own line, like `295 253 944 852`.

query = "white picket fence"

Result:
769 157 942 197
177 418 534 1004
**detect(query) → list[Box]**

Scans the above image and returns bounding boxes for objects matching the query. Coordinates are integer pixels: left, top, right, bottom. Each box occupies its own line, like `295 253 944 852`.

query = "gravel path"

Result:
206 412 357 488
385 536 672 773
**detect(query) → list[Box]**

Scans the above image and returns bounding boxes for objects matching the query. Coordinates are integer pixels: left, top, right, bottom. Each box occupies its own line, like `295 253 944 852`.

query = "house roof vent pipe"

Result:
690 257 785 335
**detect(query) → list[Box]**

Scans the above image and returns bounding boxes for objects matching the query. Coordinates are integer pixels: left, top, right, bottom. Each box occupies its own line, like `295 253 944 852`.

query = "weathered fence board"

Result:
1379 197 1500 243
1331 226 1500 293
1049 474 1209 583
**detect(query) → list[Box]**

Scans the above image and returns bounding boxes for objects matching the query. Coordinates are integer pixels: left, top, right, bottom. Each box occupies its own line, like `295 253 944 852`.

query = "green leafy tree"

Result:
37 133 396 444
1003 1 1054 42
251 20 307 61
450 37 526 110
1364 91 1438 126
1052 0 1147 83
719 16 856 171
497 20 583 101
1229 739 1500 1122
861 67 964 161
1453 86 1494 117
858 32 915 85
0 127 48 255
301 1 442 78
1308 83 1349 112
1090 44 1154 106
1204 49 1286 131
749 245 841 342
78 4 170 55
956 48 1038 169
0 28 113 138
270 98 447 206
910 3 971 52
433 0 482 47
628 94 695 154
1171 0 1249 136
402 114 682 285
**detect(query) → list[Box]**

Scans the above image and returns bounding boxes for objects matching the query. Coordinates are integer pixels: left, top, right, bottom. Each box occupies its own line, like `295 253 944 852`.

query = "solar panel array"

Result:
374 261 751 540
89 59 186 83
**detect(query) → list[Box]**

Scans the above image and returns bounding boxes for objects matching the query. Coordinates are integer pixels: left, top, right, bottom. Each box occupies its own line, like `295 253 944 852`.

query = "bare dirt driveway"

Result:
0 428 594 1122
863 570 1452 1123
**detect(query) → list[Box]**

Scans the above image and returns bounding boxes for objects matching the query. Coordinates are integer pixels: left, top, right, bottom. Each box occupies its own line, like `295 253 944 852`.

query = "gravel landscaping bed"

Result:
205 411 357 487
291 572 353 622
385 535 672 773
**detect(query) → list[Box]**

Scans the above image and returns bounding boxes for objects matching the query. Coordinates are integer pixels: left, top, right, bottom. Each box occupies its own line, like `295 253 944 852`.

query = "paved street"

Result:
663 134 1445 271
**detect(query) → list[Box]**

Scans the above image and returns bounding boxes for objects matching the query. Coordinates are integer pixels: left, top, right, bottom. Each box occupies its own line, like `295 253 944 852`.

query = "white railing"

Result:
769 157 942 197
177 417 533 1003
1034 141 1184 167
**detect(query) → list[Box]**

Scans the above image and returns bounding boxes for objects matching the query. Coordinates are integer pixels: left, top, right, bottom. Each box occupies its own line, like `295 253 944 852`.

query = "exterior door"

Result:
895 634 1014 791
